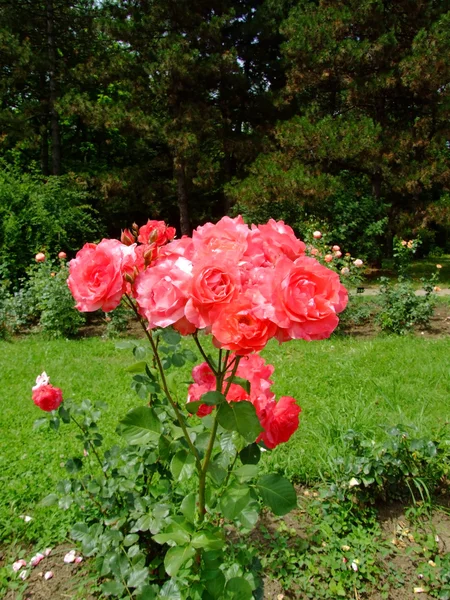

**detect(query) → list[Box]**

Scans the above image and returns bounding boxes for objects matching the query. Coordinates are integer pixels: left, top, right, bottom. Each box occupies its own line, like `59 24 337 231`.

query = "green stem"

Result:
197 353 241 523
70 414 106 476
193 331 217 375
124 294 202 471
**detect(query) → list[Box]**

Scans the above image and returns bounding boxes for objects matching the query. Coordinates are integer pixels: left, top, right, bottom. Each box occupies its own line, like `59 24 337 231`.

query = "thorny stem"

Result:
124 294 202 471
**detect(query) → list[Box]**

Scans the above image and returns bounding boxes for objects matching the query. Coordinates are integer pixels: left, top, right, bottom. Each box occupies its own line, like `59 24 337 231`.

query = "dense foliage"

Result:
0 0 449 257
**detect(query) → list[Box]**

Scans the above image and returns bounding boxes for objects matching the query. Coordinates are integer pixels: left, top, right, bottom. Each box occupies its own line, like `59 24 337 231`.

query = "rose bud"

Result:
313 231 322 239
120 228 135 246
58 251 67 259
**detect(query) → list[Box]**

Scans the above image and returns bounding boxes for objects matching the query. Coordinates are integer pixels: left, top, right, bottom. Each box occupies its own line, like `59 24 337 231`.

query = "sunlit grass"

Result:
1 333 449 545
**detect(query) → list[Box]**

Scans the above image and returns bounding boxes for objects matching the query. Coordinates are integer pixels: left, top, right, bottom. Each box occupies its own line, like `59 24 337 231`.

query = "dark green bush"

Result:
0 162 104 283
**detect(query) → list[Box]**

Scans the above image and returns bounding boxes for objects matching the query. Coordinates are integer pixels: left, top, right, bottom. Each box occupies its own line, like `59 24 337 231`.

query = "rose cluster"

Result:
65 216 349 449
188 354 300 449
68 216 348 350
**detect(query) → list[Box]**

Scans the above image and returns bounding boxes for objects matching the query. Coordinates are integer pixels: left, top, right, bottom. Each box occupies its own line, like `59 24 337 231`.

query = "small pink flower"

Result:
13 560 27 572
313 231 322 239
32 383 63 412
324 254 333 263
44 571 54 580
35 252 45 262
341 267 350 275
310 248 319 256
58 251 67 259
334 250 342 258
332 245 340 252
353 259 363 267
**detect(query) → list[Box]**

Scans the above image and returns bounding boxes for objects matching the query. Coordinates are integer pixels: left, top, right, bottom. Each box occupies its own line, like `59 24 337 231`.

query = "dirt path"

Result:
350 287 450 296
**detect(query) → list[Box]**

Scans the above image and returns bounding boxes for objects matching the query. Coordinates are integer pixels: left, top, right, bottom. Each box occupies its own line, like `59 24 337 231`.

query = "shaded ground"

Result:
3 494 450 599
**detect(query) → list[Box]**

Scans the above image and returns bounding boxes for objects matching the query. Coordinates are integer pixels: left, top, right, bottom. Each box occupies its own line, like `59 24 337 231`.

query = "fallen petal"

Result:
31 553 45 567
64 550 76 564
74 556 83 564
19 570 28 580
44 548 52 557
12 560 27 572
44 571 54 580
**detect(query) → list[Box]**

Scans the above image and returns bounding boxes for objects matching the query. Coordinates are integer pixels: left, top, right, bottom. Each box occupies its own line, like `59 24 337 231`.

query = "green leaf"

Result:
225 577 253 600
58 405 71 423
71 522 92 545
126 361 148 373
207 461 227 485
225 375 251 394
65 457 83 473
201 391 226 406
160 328 181 346
205 571 226 599
191 531 225 550
119 406 161 445
219 482 251 521
102 580 125 596
186 400 202 415
233 464 259 483
217 401 262 443
164 545 195 577
159 580 182 599
238 503 260 530
183 349 197 362
256 474 297 516
127 566 149 588
170 449 196 482
39 493 58 506
180 492 196 523
153 529 191 546
115 340 137 350
239 443 261 465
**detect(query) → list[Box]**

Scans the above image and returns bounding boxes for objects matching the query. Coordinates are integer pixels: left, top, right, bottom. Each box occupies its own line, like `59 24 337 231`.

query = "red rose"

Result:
32 384 63 412
138 220 176 246
256 396 301 449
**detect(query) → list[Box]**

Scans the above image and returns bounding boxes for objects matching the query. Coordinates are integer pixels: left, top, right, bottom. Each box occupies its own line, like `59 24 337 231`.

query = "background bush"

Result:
0 162 104 283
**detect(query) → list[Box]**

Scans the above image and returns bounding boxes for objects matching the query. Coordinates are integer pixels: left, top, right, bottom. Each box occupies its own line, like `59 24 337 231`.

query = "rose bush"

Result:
34 216 348 599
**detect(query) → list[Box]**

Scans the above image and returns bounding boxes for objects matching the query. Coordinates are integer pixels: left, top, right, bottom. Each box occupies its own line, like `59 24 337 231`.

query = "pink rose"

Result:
256 396 301 449
35 252 45 262
324 254 333 263
211 300 276 355
256 219 306 263
184 259 241 329
334 250 342 258
68 239 136 312
313 231 322 239
268 256 348 341
133 256 192 329
192 215 249 262
32 384 63 412
138 220 176 246
353 259 363 267
58 251 67 260
332 245 340 252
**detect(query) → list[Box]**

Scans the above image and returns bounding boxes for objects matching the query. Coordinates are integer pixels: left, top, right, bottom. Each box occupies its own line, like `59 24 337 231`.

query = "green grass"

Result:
365 254 450 288
1 333 449 547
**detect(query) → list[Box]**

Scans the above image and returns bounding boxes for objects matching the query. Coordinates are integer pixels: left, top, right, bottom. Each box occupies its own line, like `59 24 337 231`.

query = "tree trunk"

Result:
40 123 49 175
174 155 190 236
47 0 61 175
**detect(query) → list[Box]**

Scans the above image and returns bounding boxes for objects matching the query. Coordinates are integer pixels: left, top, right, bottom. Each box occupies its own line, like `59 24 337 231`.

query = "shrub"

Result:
0 162 104 283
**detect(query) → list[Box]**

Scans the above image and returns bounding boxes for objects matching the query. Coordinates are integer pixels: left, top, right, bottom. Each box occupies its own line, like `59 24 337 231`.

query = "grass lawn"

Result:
1 332 450 599
364 254 450 288
1 333 449 543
